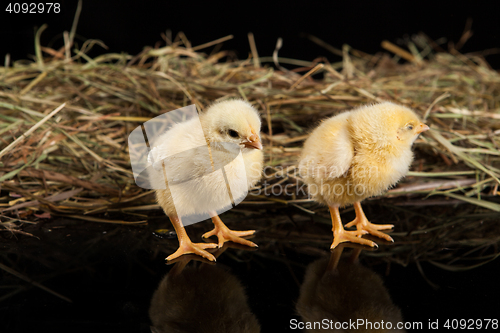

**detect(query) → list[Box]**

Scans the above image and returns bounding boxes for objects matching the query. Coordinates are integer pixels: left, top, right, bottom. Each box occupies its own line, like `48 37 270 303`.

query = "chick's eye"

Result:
228 129 239 138
407 125 414 130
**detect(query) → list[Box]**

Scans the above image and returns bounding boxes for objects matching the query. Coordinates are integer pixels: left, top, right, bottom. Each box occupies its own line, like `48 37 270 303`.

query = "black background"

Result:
1 0 499 69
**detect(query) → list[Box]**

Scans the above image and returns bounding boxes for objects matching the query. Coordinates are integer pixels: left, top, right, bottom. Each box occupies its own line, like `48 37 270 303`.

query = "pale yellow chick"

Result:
149 99 264 261
299 102 429 249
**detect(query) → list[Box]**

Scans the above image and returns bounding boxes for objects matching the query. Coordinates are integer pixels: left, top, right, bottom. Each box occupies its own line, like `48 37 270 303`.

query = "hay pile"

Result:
1 28 499 270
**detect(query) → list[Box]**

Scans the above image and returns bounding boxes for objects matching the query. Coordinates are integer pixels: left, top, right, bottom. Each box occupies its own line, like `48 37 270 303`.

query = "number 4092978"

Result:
5 3 61 14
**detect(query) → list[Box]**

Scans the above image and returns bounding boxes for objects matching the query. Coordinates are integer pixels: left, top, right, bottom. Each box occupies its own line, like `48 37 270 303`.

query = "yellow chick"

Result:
298 102 429 249
149 99 263 261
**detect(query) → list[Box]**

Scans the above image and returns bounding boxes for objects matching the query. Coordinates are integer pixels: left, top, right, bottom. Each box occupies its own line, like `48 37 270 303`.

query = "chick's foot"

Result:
331 227 377 250
166 240 218 262
345 218 394 242
345 202 394 242
166 215 218 262
203 215 257 248
329 205 377 250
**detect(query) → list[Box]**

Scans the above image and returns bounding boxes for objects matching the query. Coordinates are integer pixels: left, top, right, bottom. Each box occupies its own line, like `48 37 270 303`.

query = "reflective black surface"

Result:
2 202 500 332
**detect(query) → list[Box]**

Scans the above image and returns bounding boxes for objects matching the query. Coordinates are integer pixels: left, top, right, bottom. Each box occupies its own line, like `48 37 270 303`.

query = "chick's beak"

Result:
243 133 263 150
416 123 430 134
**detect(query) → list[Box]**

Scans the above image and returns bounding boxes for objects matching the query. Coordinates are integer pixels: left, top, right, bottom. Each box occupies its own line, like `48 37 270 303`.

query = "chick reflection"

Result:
296 246 404 332
149 246 260 333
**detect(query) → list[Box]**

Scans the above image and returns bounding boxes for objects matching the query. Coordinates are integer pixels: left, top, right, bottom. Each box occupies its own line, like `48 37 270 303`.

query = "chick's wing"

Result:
300 112 354 180
148 118 213 184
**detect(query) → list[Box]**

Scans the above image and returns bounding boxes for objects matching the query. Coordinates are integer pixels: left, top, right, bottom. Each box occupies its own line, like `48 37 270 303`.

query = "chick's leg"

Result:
202 213 257 248
329 205 377 250
344 202 394 242
166 215 218 262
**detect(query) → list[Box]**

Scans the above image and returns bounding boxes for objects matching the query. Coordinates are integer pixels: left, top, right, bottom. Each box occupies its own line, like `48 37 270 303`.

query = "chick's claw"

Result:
203 215 257 248
330 229 378 250
203 228 255 239
345 218 394 243
202 226 257 248
345 202 394 243
166 241 218 262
